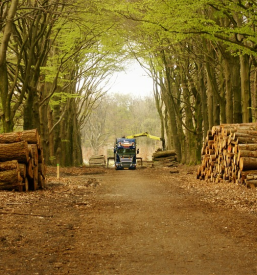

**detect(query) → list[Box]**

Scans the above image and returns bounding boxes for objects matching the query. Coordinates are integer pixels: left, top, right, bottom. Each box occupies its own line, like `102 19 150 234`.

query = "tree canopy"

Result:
1 0 257 165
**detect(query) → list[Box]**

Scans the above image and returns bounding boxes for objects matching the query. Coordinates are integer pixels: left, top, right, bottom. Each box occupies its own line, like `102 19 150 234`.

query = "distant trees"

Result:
82 94 161 154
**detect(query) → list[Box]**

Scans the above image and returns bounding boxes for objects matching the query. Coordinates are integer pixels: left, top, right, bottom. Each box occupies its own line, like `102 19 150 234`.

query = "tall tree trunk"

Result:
218 56 227 123
205 48 220 126
163 106 172 150
198 62 209 137
240 54 251 123
253 65 257 121
154 80 165 150
174 76 186 164
223 54 233 123
0 0 18 132
189 76 203 163
39 82 51 164
161 51 181 161
232 55 242 123
182 76 197 164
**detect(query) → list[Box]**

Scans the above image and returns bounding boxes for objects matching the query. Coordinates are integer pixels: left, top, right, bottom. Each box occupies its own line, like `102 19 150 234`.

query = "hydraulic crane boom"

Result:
126 132 162 141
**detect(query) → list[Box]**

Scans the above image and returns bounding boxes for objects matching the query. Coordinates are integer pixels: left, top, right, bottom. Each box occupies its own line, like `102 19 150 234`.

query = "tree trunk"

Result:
254 66 257 121
161 51 182 161
0 0 18 133
205 48 220 126
224 54 233 123
240 54 251 123
232 55 242 123
198 62 209 137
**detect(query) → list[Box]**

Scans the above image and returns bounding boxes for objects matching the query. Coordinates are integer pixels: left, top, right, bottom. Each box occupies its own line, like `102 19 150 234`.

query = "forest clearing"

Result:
1 165 257 274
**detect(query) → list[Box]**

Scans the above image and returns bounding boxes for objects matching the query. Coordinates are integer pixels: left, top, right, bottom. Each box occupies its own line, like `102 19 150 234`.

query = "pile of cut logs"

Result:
89 155 106 167
197 123 257 188
0 129 46 191
152 150 177 167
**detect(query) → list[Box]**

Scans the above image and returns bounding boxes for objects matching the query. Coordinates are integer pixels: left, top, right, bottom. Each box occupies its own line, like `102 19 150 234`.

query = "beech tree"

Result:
2 0 257 165
102 0 257 163
0 0 18 132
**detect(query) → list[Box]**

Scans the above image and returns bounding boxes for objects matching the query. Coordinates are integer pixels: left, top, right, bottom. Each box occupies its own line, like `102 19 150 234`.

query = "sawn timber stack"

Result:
197 123 257 188
0 129 46 191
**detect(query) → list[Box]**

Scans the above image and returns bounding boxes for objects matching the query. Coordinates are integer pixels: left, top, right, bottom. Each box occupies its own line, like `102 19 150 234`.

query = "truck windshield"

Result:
117 148 135 156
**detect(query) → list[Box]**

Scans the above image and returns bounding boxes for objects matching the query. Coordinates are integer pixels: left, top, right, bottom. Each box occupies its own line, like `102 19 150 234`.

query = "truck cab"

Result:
114 138 137 170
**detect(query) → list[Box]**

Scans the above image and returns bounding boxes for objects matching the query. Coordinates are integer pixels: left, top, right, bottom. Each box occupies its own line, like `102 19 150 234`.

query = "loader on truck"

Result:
113 132 163 170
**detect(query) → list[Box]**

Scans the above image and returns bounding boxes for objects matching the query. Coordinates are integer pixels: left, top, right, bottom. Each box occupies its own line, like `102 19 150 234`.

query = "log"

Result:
236 136 257 144
233 131 257 138
38 174 46 189
38 162 46 179
0 129 40 144
19 163 27 179
30 165 38 190
152 150 176 159
245 180 257 188
220 122 257 128
23 178 29 192
0 170 22 186
238 170 257 179
0 183 24 191
26 158 34 179
0 141 29 163
246 174 257 180
238 150 257 159
236 144 257 151
239 157 257 171
170 170 179 174
153 156 176 161
0 160 19 171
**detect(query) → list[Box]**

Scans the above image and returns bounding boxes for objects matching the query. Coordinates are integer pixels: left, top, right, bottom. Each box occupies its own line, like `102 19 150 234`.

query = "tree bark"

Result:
0 0 18 132
152 150 176 158
238 150 257 159
240 54 251 122
0 129 39 144
0 170 22 186
0 160 19 171
0 141 29 163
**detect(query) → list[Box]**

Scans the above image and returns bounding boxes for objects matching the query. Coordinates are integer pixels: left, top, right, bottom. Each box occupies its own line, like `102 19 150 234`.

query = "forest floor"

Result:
1 164 257 274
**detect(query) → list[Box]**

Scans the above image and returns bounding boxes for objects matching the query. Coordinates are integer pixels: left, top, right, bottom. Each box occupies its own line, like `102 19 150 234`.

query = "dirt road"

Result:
1 166 257 274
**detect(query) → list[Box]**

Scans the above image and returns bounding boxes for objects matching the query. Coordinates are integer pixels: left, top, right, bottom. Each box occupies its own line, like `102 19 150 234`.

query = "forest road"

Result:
1 167 257 275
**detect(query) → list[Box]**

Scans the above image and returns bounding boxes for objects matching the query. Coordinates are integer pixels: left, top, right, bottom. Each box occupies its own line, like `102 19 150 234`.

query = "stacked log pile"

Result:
197 123 257 188
0 129 46 191
152 150 177 167
89 155 106 167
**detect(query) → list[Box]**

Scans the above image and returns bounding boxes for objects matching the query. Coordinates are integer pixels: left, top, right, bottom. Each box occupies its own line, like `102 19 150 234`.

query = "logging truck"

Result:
114 138 138 170
114 132 162 170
